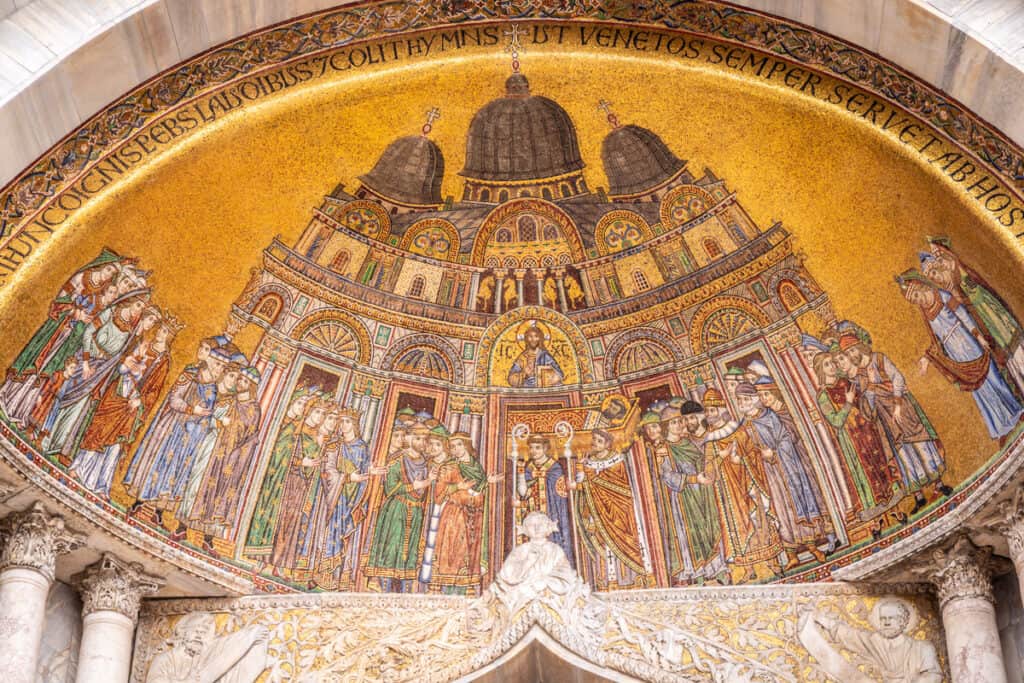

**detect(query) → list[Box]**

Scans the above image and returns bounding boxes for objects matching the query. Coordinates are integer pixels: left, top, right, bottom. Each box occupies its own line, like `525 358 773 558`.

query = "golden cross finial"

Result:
504 23 525 72
422 107 440 136
598 99 619 129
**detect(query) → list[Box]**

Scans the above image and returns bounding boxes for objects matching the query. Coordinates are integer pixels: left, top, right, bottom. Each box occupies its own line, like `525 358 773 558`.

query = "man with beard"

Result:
130 345 228 526
657 402 726 585
507 325 564 388
365 421 433 592
698 387 781 582
841 334 951 514
738 381 835 570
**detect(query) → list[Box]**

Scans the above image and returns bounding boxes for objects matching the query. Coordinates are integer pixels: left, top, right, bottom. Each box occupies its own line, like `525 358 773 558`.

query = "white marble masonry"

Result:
0 502 85 683
74 553 163 683
927 534 1008 683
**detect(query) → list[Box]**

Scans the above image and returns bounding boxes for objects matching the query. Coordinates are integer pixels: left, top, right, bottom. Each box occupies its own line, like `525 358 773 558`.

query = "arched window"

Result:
498 189 509 203
518 216 537 241
407 276 426 299
253 293 283 326
703 238 723 259
778 280 808 312
560 183 571 198
575 177 585 193
633 270 650 292
543 224 560 241
496 228 513 243
390 206 398 215
330 250 350 274
542 187 553 200
479 188 491 202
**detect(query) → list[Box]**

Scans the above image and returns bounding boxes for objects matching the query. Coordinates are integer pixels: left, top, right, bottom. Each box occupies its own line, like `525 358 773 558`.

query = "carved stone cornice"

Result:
0 502 85 581
977 488 1024 561
76 553 164 622
916 534 996 609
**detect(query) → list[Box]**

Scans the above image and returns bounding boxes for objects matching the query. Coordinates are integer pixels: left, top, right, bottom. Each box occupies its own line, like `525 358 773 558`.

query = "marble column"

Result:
554 268 569 312
514 269 526 308
0 503 85 683
986 490 1024 605
494 270 506 314
75 553 163 683
925 534 1007 683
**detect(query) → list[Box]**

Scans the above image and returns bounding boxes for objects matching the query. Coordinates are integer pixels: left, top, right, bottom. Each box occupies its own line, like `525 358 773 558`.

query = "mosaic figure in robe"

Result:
313 408 379 589
364 420 432 593
699 387 781 583
128 345 228 527
69 312 177 496
507 325 564 388
837 333 951 514
189 365 263 543
900 273 1023 442
243 389 313 561
571 428 649 589
739 381 836 568
1 249 124 430
514 434 575 569
655 402 726 585
425 432 500 595
41 292 154 462
924 237 1024 394
179 359 244 524
268 400 334 581
812 351 898 520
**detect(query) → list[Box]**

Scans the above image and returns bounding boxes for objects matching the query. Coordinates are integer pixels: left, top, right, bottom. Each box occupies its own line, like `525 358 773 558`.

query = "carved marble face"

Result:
877 602 910 639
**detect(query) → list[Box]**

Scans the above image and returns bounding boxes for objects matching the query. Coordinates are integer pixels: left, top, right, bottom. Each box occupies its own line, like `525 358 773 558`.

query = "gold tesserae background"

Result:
1 39 1020 485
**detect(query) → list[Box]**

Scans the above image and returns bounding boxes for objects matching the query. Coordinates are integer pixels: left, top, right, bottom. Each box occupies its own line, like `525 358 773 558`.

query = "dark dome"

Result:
601 124 685 196
359 135 444 205
460 74 584 182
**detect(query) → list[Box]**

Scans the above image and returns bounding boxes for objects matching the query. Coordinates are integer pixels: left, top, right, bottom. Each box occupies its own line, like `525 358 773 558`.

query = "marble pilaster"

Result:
0 502 85 683
920 534 1007 683
74 553 163 683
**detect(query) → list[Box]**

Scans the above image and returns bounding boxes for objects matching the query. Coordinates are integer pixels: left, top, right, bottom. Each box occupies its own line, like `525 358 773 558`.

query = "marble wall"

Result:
37 580 81 683
996 573 1024 683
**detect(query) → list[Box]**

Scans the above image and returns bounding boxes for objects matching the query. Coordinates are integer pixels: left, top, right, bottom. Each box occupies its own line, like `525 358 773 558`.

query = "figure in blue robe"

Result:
907 283 1023 439
314 436 370 584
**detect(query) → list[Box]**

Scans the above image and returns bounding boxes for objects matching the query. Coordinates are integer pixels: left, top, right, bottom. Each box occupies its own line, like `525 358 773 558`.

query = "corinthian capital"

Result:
919 534 996 608
0 502 85 581
984 489 1024 560
76 554 163 622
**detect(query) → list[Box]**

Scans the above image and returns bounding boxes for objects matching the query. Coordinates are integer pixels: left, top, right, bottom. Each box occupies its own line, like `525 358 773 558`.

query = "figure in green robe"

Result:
243 390 312 561
364 424 431 593
657 402 726 584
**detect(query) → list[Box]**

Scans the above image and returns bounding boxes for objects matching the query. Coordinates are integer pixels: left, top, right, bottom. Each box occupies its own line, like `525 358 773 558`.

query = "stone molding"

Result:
917 534 996 609
0 502 85 581
0 437 252 595
76 553 164 622
979 488 1024 561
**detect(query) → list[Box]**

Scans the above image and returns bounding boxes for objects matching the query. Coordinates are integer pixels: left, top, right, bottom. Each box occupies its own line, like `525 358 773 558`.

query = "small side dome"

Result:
601 124 684 197
359 135 445 206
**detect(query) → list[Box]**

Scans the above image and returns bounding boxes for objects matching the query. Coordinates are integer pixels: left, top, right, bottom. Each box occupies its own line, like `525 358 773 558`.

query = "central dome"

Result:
460 73 584 182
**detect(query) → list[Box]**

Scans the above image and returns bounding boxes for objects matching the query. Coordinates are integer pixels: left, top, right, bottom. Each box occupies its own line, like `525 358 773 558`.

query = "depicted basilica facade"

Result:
2 3 1024 682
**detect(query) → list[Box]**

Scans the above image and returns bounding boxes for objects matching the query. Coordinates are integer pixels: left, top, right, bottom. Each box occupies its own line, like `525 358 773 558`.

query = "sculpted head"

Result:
172 613 216 657
520 511 558 543
873 598 914 640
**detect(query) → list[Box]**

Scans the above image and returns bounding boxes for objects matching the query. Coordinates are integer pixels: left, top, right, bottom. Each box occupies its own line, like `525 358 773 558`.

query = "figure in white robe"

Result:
144 613 268 683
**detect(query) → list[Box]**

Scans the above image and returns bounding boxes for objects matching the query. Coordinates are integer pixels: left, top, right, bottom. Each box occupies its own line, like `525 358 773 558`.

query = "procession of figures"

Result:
2 235 1023 593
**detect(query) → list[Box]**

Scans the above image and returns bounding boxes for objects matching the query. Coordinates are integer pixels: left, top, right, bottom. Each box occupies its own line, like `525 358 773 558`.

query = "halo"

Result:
868 597 918 633
515 319 551 342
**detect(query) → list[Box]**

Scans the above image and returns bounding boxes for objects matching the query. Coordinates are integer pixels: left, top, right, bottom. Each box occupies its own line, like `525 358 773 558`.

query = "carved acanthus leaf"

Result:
0 502 85 581
76 553 164 621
